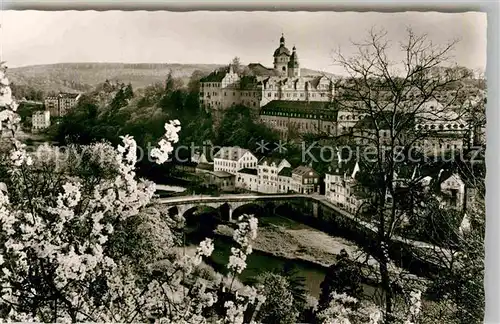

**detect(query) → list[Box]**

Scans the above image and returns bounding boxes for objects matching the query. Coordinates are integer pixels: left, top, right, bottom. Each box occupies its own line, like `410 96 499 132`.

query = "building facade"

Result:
44 93 81 117
325 162 371 214
257 157 291 194
213 147 258 175
199 34 336 124
259 100 338 139
291 166 320 194
439 173 466 211
236 168 259 192
31 110 50 132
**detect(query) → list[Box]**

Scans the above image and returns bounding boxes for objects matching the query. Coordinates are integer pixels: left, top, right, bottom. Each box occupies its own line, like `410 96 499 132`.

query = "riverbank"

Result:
215 215 428 291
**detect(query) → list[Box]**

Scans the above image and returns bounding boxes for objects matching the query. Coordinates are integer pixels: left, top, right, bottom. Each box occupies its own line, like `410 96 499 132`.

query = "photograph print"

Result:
0 9 488 324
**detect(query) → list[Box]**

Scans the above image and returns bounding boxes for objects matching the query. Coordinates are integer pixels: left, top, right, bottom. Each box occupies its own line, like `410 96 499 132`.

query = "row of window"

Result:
202 83 221 88
339 114 363 121
416 123 465 130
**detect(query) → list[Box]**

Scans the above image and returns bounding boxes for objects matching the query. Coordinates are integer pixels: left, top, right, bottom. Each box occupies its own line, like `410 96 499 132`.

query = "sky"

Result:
0 10 487 74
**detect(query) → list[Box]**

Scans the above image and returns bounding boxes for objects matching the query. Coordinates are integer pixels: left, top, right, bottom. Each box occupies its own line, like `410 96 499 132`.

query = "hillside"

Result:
9 63 225 94
9 62 336 94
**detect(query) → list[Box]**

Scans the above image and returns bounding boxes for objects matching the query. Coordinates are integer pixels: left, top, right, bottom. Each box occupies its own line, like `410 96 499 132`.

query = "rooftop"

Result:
45 92 81 100
211 171 234 178
238 168 258 175
200 67 230 82
196 163 214 171
292 165 319 177
214 146 253 161
278 167 293 177
258 156 286 166
247 63 280 77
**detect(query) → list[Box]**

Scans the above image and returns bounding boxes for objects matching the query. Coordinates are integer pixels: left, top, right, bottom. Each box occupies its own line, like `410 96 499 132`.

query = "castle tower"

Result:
273 33 291 76
287 46 300 77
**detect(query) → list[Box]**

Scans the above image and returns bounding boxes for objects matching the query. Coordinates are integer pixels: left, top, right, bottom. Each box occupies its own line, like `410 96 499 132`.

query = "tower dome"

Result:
273 34 291 57
273 33 291 76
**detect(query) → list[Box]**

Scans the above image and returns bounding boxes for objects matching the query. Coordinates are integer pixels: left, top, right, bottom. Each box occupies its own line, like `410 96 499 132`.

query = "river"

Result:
188 213 382 300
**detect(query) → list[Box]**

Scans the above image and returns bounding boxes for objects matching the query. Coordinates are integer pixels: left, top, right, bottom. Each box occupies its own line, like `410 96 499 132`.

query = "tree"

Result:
255 272 299 324
1 65 269 322
422 162 485 324
188 70 209 93
319 249 364 310
231 56 242 73
123 83 134 99
325 27 474 322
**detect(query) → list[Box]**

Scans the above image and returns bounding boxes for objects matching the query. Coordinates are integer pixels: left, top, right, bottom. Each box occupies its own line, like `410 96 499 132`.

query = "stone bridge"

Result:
156 193 450 254
157 193 314 222
156 193 456 278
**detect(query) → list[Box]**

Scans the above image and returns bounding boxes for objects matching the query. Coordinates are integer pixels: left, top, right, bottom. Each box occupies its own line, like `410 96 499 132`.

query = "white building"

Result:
31 110 50 131
213 146 257 175
278 167 293 193
439 173 465 210
44 93 81 117
236 168 259 192
199 34 335 125
257 157 291 194
325 162 370 214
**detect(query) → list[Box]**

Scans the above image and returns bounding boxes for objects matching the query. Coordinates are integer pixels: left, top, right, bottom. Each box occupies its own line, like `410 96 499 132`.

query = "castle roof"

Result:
247 63 280 77
200 67 230 82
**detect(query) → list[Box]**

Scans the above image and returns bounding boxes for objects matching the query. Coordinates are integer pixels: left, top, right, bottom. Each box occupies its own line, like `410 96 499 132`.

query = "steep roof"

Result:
292 165 319 177
196 163 214 171
45 92 80 100
278 167 293 177
213 146 253 161
258 156 285 166
200 67 229 82
211 171 234 178
238 168 258 175
247 63 280 77
327 159 358 176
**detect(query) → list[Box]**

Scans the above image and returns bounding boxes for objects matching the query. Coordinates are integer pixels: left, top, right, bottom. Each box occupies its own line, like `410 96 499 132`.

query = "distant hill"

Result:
9 63 225 94
9 62 337 94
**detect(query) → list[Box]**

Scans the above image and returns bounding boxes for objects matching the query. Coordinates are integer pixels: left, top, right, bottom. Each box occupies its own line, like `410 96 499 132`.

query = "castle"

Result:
199 34 336 126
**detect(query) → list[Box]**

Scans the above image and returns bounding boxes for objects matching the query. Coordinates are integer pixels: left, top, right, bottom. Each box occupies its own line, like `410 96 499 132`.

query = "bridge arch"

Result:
183 205 220 239
232 203 265 219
